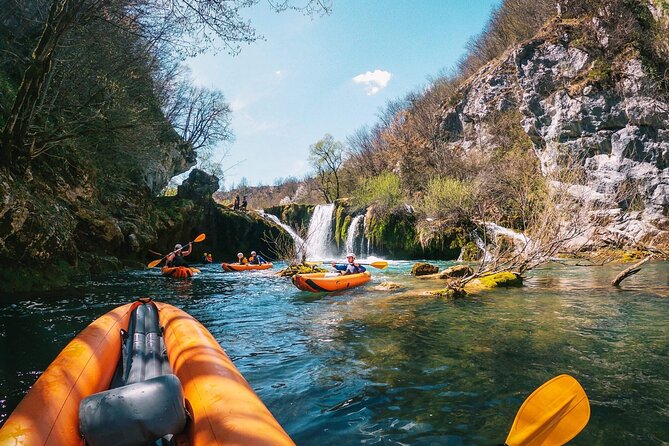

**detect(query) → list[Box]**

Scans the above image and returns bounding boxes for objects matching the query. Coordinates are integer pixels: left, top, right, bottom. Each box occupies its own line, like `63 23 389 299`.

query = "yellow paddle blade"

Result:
369 261 388 269
190 268 201 274
147 258 162 268
505 374 590 446
194 233 206 243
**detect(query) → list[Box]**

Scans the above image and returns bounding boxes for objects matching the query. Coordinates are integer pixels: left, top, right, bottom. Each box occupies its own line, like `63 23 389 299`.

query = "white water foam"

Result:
344 215 365 255
306 203 335 260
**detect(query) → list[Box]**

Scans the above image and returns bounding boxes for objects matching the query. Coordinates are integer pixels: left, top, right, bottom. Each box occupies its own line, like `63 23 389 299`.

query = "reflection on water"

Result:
1 261 668 445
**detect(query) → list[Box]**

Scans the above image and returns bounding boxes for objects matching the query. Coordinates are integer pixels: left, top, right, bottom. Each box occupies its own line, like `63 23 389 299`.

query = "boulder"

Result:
465 272 523 292
177 169 219 202
410 262 439 276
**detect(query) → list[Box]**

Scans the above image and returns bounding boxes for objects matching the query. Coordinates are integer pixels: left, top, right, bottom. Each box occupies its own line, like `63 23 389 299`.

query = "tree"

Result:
0 0 331 170
165 83 232 154
309 134 344 203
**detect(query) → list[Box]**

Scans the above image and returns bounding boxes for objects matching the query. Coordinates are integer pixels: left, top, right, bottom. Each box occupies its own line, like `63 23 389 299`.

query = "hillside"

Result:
280 0 669 259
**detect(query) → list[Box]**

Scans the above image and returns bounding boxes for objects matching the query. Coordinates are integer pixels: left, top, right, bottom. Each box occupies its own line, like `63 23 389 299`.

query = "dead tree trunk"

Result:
611 256 651 287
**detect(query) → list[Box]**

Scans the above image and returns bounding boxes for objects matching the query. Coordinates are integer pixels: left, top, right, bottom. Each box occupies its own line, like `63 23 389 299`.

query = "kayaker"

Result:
235 252 248 265
248 251 267 265
167 243 192 267
203 252 213 263
332 253 366 275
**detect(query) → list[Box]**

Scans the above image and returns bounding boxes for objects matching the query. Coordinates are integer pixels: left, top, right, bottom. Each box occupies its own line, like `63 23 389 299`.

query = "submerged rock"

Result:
411 262 439 276
375 281 404 291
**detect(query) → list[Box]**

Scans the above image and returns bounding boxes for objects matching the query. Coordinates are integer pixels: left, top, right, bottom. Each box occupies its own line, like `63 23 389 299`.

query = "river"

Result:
1 261 668 445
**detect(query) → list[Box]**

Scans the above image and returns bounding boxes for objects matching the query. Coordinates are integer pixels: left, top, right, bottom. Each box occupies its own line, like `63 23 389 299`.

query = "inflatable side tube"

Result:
158 303 295 446
79 374 187 446
0 303 138 446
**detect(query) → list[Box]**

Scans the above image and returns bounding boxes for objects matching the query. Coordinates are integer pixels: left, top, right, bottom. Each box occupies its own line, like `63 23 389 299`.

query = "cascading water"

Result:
306 203 335 259
344 215 364 255
257 211 306 259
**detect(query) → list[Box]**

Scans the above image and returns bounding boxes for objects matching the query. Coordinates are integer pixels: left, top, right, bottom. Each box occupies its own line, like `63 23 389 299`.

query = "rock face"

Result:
439 7 669 249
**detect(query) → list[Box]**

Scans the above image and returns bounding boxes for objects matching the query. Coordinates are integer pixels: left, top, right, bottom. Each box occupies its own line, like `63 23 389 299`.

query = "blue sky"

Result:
187 0 500 188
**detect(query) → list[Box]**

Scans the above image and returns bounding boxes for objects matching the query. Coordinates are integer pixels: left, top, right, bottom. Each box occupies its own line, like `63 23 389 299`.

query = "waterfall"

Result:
484 222 532 253
344 215 364 255
256 211 306 259
306 203 335 259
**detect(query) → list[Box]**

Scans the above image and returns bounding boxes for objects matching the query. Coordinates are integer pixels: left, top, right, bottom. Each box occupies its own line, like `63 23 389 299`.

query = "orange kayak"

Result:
292 271 371 292
161 266 199 278
222 262 273 272
0 301 294 446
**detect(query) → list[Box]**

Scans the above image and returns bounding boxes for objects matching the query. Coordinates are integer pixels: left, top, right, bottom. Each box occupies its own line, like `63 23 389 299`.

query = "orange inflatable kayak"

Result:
292 271 371 292
161 266 199 278
222 262 273 272
0 300 294 446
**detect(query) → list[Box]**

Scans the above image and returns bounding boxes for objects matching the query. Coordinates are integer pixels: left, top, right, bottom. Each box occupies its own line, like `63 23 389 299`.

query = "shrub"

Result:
355 172 404 211
419 177 477 222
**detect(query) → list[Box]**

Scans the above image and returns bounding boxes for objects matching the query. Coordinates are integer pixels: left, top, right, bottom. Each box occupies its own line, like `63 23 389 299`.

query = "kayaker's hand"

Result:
331 261 336 267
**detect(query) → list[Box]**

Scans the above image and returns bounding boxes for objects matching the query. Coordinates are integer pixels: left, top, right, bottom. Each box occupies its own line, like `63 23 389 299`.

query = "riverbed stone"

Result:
411 262 440 276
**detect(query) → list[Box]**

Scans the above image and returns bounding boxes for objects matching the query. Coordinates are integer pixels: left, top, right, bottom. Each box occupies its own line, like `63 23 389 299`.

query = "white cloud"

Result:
352 69 393 95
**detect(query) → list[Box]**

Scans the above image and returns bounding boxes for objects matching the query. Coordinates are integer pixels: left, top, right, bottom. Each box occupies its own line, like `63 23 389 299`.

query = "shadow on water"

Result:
1 260 668 445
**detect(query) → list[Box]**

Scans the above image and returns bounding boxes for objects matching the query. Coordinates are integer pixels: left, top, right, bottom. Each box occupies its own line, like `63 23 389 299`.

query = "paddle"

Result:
306 260 388 269
504 374 590 446
147 233 206 268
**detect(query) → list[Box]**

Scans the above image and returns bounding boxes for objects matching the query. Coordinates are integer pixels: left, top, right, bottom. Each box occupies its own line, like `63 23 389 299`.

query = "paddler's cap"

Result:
175 244 183 251
237 252 243 257
251 251 256 255
346 253 356 259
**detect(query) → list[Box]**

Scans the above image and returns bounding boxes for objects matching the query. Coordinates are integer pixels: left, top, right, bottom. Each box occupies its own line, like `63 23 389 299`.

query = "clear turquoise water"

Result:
1 261 668 445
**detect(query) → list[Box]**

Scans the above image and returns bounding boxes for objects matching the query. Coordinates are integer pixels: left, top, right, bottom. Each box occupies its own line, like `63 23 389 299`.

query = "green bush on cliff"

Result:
355 172 404 212
418 177 475 222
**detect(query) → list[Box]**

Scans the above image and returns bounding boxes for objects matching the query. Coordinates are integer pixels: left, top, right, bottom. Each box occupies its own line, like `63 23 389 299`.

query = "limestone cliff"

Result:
438 2 669 249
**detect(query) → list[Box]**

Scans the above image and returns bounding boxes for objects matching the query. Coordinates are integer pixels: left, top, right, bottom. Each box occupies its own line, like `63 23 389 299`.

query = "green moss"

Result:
587 58 612 86
477 272 523 288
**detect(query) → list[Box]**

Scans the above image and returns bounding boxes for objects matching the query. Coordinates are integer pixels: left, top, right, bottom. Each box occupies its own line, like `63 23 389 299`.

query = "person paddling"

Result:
167 243 192 267
248 250 267 265
332 253 366 275
235 252 248 265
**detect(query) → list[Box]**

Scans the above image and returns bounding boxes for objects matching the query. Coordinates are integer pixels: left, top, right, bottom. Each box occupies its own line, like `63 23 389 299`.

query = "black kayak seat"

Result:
79 374 187 446
79 302 187 446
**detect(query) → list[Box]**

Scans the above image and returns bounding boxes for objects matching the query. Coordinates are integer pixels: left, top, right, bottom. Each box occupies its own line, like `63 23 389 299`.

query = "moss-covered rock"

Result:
438 264 473 279
465 272 523 292
264 204 314 231
411 262 440 276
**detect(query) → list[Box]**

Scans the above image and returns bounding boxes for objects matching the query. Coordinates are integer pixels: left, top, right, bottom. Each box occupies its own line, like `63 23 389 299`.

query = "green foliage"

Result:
355 172 404 211
419 177 475 222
